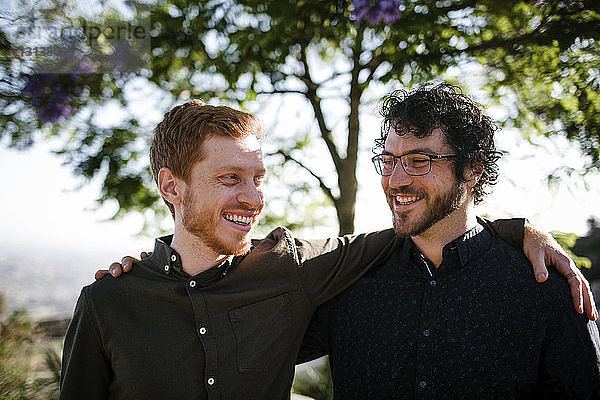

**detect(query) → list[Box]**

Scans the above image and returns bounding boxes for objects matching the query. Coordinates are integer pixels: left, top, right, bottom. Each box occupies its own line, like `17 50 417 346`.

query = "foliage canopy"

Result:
1 0 599 234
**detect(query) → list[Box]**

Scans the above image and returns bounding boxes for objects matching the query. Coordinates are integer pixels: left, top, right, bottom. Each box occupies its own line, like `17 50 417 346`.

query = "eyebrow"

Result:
381 148 438 156
215 166 267 175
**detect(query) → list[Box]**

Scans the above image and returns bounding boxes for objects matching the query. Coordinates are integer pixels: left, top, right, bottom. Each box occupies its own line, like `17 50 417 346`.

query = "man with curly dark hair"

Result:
378 83 500 206
298 83 600 399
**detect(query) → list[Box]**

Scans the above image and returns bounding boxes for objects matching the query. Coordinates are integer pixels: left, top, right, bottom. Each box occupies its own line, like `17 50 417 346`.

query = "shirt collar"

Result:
450 223 491 268
400 235 417 266
148 235 235 286
399 223 492 270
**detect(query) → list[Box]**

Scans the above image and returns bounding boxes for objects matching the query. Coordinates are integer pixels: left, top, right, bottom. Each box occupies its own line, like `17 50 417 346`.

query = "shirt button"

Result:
189 280 196 288
164 265 170 272
419 381 427 388
207 377 215 385
423 329 430 337
429 280 437 287
199 327 207 335
171 254 177 262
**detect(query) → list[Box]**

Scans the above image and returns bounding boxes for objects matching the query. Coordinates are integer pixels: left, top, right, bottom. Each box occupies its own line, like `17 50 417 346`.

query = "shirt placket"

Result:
414 254 438 400
187 280 220 400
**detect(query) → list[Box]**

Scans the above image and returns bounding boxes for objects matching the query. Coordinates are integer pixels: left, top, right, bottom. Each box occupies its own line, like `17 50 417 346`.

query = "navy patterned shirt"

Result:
298 225 600 399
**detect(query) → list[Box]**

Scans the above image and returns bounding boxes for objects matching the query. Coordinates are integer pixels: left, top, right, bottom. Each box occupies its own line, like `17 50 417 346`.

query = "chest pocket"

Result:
229 293 291 372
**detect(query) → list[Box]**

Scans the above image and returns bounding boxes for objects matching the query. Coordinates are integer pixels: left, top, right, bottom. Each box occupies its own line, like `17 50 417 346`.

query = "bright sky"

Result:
0 140 151 254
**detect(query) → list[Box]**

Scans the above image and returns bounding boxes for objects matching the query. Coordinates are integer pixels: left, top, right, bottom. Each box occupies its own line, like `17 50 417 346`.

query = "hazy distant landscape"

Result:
2 244 599 323
0 245 139 320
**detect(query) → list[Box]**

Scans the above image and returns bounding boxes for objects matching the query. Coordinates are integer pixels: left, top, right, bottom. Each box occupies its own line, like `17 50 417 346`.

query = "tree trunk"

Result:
336 163 357 236
335 26 363 236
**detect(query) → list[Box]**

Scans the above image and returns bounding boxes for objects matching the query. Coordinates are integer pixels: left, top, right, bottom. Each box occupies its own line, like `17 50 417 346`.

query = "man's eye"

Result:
254 176 265 186
220 174 239 184
411 158 429 165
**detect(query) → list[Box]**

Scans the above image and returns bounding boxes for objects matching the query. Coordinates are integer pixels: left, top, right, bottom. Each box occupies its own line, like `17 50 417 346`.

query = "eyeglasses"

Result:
371 152 457 176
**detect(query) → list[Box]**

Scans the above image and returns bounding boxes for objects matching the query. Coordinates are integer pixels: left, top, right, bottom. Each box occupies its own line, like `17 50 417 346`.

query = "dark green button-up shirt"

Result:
60 220 523 399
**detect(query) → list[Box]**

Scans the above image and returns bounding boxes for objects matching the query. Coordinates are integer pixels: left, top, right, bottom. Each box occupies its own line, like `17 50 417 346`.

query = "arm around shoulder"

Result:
477 217 525 249
60 287 111 400
481 217 598 319
295 229 400 307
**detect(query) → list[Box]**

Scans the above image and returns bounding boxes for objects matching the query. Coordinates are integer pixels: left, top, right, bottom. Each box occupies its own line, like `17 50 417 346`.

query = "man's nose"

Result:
388 162 413 188
238 183 263 209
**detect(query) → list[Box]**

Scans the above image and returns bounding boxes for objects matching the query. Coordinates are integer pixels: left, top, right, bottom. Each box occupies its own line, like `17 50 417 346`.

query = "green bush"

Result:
552 232 592 270
0 294 61 400
0 305 40 400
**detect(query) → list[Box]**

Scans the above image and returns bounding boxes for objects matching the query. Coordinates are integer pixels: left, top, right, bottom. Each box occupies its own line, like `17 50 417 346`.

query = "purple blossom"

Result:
20 60 96 124
36 93 73 124
353 0 402 24
78 58 98 74
21 74 75 123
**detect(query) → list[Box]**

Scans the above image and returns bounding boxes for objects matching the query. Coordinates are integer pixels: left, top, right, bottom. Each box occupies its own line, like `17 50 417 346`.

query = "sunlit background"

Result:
1 0 599 398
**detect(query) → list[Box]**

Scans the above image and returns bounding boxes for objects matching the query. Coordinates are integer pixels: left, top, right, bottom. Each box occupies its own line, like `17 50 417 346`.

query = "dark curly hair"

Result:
376 83 502 204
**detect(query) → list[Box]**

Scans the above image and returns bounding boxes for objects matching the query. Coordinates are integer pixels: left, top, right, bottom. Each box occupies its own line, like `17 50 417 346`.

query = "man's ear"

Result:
464 163 484 189
158 167 184 208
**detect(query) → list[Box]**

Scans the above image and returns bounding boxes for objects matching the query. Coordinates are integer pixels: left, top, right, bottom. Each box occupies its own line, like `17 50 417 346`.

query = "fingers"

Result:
551 251 573 279
553 257 599 319
565 270 584 315
531 249 549 282
552 254 588 316
523 222 598 320
95 270 110 281
524 241 549 282
122 256 137 273
108 262 123 277
581 275 598 321
96 256 136 280
522 224 549 282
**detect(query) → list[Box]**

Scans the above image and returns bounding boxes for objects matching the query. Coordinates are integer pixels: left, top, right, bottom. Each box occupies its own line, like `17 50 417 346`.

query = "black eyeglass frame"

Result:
371 152 457 176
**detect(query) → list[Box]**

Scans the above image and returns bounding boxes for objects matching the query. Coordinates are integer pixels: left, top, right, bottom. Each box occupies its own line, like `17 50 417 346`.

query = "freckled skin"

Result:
180 135 266 256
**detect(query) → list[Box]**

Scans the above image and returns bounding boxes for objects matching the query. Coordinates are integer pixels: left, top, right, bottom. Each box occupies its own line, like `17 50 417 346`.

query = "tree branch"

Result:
316 70 351 86
361 52 386 87
269 149 338 206
412 8 594 67
256 89 307 95
298 43 343 171
347 24 365 166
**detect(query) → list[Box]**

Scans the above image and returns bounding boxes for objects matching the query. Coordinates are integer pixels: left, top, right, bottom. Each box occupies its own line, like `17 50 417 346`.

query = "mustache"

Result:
386 187 426 197
226 203 263 214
